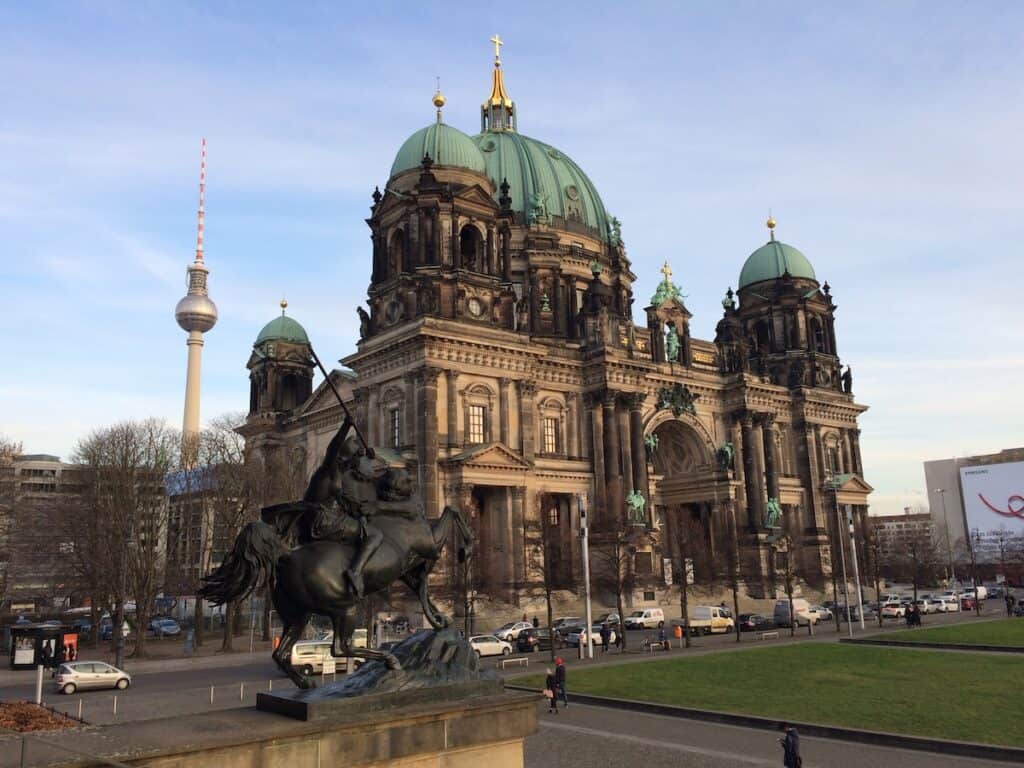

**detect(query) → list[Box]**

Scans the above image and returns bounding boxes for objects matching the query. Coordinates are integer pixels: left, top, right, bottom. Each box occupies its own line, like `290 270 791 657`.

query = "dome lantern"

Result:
481 33 516 133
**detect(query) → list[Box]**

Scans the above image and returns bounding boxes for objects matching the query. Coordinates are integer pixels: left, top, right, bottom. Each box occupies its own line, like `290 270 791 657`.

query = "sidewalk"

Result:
0 638 275 687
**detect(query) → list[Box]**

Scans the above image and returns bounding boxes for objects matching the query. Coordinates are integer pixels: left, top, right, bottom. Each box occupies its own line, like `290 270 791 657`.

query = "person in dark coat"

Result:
554 656 568 707
1006 593 1015 617
532 616 540 628
778 722 801 767
600 622 610 653
544 668 559 713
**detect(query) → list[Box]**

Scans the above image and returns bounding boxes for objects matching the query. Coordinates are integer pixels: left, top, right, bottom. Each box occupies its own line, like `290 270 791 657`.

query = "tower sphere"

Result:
175 292 218 332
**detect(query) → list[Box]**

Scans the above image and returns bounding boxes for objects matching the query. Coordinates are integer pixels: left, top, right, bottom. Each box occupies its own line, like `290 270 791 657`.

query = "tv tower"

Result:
174 138 218 463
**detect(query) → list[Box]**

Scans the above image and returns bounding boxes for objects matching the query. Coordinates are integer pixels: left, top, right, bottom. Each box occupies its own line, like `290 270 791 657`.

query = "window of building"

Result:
548 506 559 527
635 552 654 575
389 408 400 449
543 417 559 454
468 405 486 444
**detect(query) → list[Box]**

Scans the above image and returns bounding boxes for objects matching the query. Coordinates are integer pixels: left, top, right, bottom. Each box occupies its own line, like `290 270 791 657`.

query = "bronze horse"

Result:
199 503 473 689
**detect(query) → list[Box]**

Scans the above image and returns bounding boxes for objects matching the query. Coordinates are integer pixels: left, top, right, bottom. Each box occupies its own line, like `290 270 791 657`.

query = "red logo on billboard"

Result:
978 493 1024 520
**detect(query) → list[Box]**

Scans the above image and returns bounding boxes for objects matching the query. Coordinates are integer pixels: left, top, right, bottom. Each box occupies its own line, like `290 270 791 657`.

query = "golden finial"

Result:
433 76 446 123
490 33 504 64
660 261 673 283
766 213 776 241
280 298 288 315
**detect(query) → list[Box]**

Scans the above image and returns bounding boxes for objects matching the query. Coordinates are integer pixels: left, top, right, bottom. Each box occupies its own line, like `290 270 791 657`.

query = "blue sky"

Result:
2 2 1022 515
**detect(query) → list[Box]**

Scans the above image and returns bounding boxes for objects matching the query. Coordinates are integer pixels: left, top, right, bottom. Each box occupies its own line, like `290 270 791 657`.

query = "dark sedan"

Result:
516 627 565 653
738 613 775 632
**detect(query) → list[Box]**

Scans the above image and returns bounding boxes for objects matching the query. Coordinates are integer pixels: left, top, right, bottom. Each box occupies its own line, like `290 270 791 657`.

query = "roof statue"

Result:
765 497 783 530
650 260 686 307
626 490 646 524
655 382 700 417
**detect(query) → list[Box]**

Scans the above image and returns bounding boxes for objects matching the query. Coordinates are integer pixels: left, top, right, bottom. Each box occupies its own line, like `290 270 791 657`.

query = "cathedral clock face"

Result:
467 297 484 317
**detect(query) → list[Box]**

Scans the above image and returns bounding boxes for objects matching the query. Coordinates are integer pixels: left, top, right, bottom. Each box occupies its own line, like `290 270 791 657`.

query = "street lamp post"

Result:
847 507 866 630
970 529 982 617
827 471 853 637
578 495 594 660
936 488 954 584
114 545 128 670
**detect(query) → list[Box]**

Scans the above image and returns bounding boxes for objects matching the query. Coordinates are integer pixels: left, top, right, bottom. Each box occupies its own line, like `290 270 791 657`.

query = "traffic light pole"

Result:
579 495 594 660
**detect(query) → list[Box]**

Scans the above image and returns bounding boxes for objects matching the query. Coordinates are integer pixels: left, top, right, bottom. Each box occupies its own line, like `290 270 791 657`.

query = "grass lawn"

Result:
520 643 1024 746
878 618 1024 647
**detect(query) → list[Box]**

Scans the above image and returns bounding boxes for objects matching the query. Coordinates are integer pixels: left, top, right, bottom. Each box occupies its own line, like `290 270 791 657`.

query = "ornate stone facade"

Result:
240 47 872 608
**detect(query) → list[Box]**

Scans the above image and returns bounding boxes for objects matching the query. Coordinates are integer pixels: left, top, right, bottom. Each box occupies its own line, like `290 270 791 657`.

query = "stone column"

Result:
759 413 780 502
447 371 459 448
803 424 825 533
510 487 526 584
498 377 510 446
416 367 442 518
528 267 540 333
739 411 763 530
603 390 623 523
501 229 511 281
627 393 649 508
841 430 854 475
617 398 633 491
519 380 536 462
404 372 417 451
417 210 427 266
486 227 495 275
366 386 379 446
586 392 607 524
566 393 579 458
551 267 562 335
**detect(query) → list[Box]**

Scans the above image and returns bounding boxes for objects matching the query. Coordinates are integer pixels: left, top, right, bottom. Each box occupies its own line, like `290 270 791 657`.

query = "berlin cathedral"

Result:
239 38 872 614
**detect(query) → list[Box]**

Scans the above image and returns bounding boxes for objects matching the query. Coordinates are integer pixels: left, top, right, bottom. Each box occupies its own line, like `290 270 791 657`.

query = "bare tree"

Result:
714 510 744 644
775 512 804 637
864 524 885 628
531 515 559 663
592 523 637 652
73 419 178 661
675 512 707 648
0 436 22 611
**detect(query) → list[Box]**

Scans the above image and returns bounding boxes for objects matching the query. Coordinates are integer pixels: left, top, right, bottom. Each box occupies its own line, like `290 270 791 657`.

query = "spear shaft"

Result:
308 345 372 455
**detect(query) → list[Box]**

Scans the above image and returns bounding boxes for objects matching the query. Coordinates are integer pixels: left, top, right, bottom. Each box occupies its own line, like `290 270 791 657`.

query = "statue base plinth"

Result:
257 677 503 721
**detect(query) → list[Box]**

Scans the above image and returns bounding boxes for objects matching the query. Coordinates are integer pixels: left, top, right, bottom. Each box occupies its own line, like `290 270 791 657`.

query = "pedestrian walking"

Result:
544 668 559 714
532 615 540 628
1005 593 1015 618
778 722 801 767
555 656 568 708
600 622 610 653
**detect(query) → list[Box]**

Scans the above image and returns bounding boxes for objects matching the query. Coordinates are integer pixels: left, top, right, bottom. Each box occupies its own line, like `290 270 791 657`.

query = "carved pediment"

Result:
454 184 499 210
827 473 874 504
445 442 530 471
296 370 355 416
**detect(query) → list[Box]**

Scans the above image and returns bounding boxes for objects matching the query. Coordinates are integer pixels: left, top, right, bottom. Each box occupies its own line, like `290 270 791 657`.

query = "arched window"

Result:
810 317 825 353
280 373 299 411
756 320 771 353
388 230 405 277
459 225 483 272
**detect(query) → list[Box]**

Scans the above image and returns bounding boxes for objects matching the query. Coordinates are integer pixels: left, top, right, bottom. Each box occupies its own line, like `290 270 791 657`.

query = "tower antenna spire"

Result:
196 137 206 261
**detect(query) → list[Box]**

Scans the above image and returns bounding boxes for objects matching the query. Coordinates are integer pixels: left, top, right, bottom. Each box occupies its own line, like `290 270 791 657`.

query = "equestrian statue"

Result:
200 349 474 690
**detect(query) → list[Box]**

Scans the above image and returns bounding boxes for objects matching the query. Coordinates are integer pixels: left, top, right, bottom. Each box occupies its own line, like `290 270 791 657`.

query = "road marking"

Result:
538 719 777 766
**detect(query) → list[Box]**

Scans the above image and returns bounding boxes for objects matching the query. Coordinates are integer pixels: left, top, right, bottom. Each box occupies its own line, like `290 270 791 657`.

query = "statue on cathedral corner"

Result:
665 323 680 362
608 216 622 247
716 442 734 473
655 382 699 417
764 498 782 530
722 288 736 312
841 365 853 394
528 191 549 225
644 433 659 463
626 490 646 524
357 307 371 339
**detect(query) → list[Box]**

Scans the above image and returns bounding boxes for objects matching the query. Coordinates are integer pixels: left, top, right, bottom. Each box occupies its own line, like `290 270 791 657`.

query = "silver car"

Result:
54 661 131 694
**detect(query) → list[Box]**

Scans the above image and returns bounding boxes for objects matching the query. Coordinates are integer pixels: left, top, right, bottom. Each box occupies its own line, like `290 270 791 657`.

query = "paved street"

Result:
525 701 1011 768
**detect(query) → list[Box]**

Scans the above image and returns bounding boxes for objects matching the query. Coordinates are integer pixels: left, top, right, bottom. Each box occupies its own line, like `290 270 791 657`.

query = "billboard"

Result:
959 461 1024 536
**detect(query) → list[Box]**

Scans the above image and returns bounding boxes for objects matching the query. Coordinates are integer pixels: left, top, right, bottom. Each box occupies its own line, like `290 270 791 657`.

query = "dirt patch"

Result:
0 701 79 732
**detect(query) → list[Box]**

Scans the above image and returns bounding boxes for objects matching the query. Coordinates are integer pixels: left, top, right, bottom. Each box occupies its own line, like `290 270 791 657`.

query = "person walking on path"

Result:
1006 593 1015 618
555 656 568 708
600 622 610 653
544 668 559 714
532 616 540 628
778 722 801 767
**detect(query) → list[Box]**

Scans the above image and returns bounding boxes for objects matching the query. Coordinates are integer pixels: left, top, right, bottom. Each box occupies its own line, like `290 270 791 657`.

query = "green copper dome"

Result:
390 123 487 178
471 131 610 242
255 315 309 346
738 240 817 290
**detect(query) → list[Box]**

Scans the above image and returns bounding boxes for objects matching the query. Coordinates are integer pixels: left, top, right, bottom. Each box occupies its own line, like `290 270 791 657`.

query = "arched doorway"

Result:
459 225 483 272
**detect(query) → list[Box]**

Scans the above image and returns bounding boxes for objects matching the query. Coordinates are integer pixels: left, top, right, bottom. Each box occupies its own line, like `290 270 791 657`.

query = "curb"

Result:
840 638 1024 654
506 686 1024 764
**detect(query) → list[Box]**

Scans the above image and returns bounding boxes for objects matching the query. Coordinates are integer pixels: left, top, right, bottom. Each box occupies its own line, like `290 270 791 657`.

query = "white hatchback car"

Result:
469 635 512 657
935 597 960 613
55 662 131 694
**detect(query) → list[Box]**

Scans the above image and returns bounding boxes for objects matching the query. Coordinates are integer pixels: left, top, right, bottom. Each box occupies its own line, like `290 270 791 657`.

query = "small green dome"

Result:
390 123 486 178
738 241 817 290
255 315 309 346
471 131 610 242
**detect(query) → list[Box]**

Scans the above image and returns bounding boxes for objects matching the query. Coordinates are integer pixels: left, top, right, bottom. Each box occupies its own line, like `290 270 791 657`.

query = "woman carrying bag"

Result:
544 668 559 714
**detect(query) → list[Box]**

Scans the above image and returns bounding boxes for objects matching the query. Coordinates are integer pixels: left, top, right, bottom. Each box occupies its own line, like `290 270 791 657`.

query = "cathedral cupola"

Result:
247 300 314 416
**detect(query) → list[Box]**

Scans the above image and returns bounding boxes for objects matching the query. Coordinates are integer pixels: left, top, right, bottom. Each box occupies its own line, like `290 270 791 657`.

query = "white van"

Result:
686 606 735 635
624 608 665 629
774 599 816 627
291 629 368 675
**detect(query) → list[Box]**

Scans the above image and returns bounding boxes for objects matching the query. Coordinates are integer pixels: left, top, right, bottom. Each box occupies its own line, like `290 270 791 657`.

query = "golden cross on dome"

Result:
660 261 673 283
490 34 504 62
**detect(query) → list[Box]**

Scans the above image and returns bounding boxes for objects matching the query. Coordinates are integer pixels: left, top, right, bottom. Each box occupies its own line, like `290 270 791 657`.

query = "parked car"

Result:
913 599 936 615
623 608 665 629
737 614 774 632
55 662 131 694
492 621 533 643
551 617 583 634
987 587 1004 600
881 602 907 619
960 595 978 611
99 621 130 640
469 635 512 657
290 640 362 675
516 627 565 653
566 623 618 647
809 605 833 623
71 619 92 636
149 617 181 637
774 599 817 627
593 613 621 630
681 606 735 635
935 597 960 613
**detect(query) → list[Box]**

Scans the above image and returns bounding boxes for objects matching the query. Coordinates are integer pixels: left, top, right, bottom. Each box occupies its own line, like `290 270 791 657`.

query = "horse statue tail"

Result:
199 520 287 606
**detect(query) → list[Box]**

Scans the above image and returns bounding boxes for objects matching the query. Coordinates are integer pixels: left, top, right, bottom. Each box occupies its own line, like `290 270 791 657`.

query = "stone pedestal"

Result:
14 691 538 768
